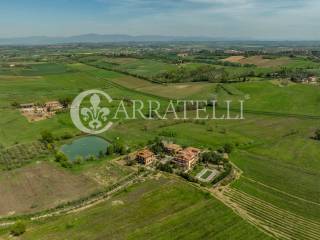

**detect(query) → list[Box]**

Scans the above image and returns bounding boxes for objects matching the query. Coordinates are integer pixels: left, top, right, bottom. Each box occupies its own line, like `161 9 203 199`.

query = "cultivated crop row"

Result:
222 188 320 240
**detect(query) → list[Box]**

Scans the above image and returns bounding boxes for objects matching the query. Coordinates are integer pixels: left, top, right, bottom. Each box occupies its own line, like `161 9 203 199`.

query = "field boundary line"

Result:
221 107 320 120
0 170 151 226
241 175 320 207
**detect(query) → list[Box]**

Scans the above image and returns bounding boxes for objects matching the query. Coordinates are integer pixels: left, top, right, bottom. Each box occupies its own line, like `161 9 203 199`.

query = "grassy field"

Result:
3 176 272 240
108 74 215 99
0 63 74 76
199 80 320 117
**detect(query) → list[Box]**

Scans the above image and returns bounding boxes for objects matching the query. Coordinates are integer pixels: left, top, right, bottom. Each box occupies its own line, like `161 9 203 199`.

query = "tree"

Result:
10 221 26 236
314 129 320 140
40 130 54 143
157 162 173 173
150 137 165 154
201 151 223 164
223 143 234 154
59 97 71 108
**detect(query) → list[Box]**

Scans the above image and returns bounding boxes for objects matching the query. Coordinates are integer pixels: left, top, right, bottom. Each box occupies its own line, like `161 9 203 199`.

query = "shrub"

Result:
55 151 68 163
106 144 114 155
11 101 20 108
10 221 26 236
60 132 73 140
157 162 173 173
74 156 83 165
55 152 72 168
40 130 54 143
113 141 126 155
178 172 198 183
87 155 97 162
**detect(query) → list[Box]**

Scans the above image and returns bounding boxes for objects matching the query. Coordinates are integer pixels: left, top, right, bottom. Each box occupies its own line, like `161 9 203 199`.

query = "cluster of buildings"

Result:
136 143 201 171
302 76 318 85
20 101 63 122
224 49 244 55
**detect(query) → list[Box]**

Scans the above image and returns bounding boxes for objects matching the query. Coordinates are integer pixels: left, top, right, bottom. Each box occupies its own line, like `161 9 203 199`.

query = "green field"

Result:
0 52 320 239
107 74 215 99
3 176 271 240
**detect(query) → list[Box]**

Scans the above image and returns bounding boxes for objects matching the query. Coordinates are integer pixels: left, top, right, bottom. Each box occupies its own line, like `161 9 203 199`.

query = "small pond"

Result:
60 136 109 161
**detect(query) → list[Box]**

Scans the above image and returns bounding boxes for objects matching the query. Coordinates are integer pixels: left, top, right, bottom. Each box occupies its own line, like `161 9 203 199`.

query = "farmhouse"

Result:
173 147 201 170
308 76 317 84
224 49 244 55
20 103 35 109
177 52 189 57
45 101 63 112
19 101 62 122
164 143 182 155
136 149 156 165
302 76 318 85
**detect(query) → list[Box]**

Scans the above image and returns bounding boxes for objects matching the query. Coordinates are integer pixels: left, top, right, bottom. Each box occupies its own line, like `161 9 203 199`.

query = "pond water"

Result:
60 136 109 161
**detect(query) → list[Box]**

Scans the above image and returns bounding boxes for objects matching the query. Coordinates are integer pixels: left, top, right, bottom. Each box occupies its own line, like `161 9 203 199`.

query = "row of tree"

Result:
156 65 255 83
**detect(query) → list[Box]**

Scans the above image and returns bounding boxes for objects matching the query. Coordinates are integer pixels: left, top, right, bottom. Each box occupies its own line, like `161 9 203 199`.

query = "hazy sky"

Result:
0 0 319 40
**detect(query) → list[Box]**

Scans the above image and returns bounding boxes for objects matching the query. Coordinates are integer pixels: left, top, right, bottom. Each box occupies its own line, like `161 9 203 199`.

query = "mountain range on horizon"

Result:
0 34 230 45
0 34 319 45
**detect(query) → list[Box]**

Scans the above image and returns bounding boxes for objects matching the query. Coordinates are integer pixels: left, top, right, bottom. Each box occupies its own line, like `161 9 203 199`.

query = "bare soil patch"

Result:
20 109 55 122
0 162 100 216
223 56 245 63
224 55 291 67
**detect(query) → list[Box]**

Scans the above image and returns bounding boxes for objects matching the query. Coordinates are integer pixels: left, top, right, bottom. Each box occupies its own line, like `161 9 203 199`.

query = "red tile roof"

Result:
137 149 154 158
175 147 200 162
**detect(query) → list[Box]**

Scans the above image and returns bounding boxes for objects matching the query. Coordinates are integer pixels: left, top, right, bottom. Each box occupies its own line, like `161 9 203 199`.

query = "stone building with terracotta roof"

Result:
45 101 63 112
164 143 182 155
173 147 201 170
136 149 156 165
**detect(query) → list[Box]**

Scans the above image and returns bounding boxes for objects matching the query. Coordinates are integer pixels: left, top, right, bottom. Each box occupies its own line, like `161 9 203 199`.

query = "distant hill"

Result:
0 34 226 45
1 34 320 46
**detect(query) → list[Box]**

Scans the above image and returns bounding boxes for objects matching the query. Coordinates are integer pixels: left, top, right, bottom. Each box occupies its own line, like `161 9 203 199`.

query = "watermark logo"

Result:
70 89 113 134
71 89 245 134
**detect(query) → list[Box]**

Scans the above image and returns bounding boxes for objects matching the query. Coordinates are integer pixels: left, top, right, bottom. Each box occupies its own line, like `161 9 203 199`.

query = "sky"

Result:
0 0 319 40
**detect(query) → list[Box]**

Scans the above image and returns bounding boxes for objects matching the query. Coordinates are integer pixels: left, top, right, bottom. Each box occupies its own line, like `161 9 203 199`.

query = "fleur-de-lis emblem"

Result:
80 94 110 130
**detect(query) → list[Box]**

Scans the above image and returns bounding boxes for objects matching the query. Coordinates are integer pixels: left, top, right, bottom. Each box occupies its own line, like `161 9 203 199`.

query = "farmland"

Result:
223 55 291 67
107 75 215 99
0 141 48 170
0 162 100 216
1 176 272 240
0 44 319 239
